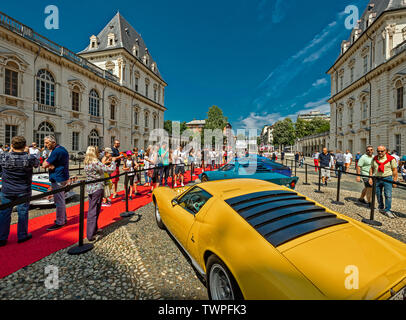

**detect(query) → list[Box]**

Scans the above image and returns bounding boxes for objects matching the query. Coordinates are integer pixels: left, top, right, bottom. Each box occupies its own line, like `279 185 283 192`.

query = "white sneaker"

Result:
174 183 177 187
181 183 184 187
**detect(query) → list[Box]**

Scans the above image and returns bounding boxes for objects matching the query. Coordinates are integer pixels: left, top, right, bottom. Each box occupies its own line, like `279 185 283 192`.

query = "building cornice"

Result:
327 8 406 74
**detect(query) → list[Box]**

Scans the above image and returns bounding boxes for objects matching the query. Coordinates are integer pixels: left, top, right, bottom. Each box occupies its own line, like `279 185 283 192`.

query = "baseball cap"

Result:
126 150 133 156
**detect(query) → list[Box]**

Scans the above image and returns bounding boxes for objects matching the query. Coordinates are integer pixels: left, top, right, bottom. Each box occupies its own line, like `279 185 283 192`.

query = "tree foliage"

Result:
273 118 296 147
295 117 330 138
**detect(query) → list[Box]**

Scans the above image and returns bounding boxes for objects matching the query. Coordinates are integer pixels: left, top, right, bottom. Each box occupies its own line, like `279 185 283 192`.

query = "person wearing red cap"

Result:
369 146 398 218
123 150 138 199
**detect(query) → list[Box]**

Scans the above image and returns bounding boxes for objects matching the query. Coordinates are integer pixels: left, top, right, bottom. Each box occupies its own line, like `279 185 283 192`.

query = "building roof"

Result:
79 12 162 79
331 0 406 69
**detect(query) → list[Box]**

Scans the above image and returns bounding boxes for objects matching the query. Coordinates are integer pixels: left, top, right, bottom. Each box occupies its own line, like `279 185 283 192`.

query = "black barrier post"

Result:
332 172 344 205
78 161 81 176
294 160 297 177
68 181 94 255
120 172 135 218
315 166 323 193
303 163 310 185
362 177 382 226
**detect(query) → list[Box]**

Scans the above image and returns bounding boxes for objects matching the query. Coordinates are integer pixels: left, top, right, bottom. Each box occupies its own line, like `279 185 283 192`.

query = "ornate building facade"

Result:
328 0 406 156
0 11 167 152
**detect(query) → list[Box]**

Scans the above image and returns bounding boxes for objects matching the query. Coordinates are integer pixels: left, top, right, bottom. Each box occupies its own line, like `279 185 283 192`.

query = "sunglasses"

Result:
377 150 385 153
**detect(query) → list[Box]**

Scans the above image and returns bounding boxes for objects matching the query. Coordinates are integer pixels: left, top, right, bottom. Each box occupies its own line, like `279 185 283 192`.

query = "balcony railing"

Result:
36 104 57 114
90 115 102 123
0 11 119 85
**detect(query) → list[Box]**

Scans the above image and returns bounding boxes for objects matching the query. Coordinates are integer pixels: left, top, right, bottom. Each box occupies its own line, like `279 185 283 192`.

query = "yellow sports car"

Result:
152 179 406 300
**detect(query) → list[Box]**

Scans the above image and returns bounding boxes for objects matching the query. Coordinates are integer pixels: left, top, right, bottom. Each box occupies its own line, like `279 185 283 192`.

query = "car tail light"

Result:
290 181 296 189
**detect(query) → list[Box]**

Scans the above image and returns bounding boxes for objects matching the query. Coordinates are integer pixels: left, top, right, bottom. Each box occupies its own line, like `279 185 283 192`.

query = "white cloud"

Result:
312 78 328 87
304 96 330 109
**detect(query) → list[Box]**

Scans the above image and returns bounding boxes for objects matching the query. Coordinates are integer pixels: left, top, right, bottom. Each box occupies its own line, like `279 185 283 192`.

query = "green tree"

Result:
202 105 228 148
273 118 296 148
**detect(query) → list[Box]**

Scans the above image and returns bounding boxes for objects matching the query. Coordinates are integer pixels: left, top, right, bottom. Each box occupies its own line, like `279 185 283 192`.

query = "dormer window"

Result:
143 53 149 66
151 62 156 72
108 33 116 47
90 35 98 50
132 44 139 58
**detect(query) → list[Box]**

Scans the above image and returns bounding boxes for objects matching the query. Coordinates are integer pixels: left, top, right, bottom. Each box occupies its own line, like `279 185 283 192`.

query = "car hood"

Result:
280 225 406 299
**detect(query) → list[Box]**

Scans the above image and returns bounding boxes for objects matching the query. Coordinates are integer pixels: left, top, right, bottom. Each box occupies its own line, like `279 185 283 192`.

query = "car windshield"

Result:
177 187 213 214
219 164 235 171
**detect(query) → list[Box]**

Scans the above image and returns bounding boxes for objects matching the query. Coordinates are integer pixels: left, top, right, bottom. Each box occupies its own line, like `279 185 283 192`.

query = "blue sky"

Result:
2 0 367 131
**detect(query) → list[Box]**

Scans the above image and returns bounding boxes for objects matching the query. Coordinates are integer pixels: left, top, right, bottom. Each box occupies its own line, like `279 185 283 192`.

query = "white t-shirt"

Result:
313 152 320 160
144 156 150 169
125 159 135 176
29 147 41 159
393 154 400 165
174 150 186 165
344 153 353 164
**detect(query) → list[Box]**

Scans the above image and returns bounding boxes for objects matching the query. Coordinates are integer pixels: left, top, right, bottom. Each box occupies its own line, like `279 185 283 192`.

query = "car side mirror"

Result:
171 199 178 207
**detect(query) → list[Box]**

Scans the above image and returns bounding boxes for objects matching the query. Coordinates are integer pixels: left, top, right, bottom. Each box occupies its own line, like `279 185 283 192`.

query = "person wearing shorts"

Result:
356 146 374 205
173 146 186 187
318 148 331 186
344 150 353 173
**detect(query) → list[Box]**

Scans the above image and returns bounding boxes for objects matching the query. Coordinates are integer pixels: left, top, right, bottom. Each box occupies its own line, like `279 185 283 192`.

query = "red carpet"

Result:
0 168 205 279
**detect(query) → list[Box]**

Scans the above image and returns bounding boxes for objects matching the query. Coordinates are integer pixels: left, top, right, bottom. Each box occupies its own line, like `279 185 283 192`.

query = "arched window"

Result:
36 121 55 148
396 80 404 110
89 89 100 117
89 129 100 147
36 70 55 107
5 61 19 97
145 112 149 128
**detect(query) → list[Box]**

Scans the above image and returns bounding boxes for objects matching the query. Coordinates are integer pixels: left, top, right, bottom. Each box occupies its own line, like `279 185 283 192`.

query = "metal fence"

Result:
280 157 406 227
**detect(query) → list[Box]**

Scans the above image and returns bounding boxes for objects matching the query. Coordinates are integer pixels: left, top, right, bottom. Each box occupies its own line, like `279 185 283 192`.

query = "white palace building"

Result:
328 0 406 156
0 11 167 152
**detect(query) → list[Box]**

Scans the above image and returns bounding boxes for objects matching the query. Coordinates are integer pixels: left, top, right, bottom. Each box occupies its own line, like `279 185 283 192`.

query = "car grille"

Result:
225 190 348 247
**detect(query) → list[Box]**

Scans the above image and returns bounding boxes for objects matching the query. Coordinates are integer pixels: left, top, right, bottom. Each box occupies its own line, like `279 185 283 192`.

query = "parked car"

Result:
153 179 406 300
199 155 298 189
0 174 76 207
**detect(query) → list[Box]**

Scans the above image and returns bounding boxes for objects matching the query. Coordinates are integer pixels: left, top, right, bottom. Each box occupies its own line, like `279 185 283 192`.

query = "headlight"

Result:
389 286 406 300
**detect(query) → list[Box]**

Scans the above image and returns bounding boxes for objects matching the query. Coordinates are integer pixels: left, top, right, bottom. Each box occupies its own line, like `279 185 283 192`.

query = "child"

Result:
123 151 138 199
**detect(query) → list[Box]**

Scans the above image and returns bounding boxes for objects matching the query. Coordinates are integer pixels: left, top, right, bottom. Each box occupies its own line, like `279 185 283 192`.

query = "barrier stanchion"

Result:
362 177 382 226
294 160 297 177
303 163 310 185
120 172 135 218
68 181 94 255
315 166 323 193
332 172 344 205
78 162 81 175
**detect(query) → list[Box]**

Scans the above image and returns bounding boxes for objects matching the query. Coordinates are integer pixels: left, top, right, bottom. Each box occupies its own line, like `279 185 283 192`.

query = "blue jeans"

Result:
376 176 393 212
335 162 344 178
144 171 151 184
0 192 31 241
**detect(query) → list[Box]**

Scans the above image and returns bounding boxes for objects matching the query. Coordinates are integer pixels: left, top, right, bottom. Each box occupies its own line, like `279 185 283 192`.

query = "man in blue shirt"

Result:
318 148 332 186
42 135 70 231
0 136 39 246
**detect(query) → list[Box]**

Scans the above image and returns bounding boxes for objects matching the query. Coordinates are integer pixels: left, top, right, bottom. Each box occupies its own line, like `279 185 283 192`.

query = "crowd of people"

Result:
310 146 405 219
0 136 238 246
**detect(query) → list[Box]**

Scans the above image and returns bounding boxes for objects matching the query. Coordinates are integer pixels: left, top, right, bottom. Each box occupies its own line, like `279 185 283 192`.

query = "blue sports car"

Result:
199 156 299 189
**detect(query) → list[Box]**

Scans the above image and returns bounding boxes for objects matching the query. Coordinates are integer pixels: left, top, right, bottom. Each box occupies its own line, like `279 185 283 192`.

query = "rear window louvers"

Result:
225 190 348 247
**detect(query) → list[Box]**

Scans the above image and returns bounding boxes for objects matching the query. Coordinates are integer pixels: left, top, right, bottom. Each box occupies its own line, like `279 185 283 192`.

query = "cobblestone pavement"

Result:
1 202 207 300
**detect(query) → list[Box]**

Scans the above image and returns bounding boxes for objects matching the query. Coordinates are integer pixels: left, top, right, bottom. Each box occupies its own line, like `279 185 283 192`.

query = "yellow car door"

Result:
170 186 213 248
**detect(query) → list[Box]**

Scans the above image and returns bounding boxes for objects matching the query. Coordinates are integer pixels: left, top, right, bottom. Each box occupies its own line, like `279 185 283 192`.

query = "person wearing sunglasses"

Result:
369 146 398 219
